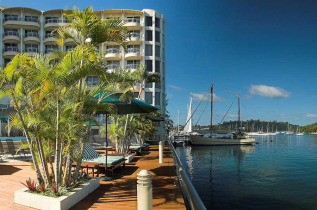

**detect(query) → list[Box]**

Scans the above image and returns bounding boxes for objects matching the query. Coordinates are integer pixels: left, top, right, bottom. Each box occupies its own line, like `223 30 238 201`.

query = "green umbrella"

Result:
93 92 159 177
94 92 159 115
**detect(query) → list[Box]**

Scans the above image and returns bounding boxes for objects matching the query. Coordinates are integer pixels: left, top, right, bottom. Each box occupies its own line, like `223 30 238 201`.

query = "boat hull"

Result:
190 135 256 146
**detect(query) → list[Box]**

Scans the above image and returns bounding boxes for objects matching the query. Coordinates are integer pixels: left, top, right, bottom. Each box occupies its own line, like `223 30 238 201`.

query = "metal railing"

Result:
128 32 140 38
126 64 140 69
25 48 39 53
106 48 120 54
167 137 207 210
3 31 19 37
125 17 140 24
4 17 39 23
127 48 140 53
45 48 58 53
45 33 58 38
106 64 120 69
25 32 39 38
4 46 19 52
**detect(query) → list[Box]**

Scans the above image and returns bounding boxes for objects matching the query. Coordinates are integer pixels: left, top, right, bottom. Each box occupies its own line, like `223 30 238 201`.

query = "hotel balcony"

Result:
44 19 70 29
125 48 141 60
3 46 19 58
126 64 140 72
105 48 121 60
124 17 141 29
3 17 40 28
44 33 58 43
106 64 120 73
3 32 20 43
24 47 39 56
24 32 40 43
45 48 58 54
126 33 141 44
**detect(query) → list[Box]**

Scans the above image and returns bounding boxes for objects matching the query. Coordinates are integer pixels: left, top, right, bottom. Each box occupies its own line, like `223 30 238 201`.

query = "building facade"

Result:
0 7 166 140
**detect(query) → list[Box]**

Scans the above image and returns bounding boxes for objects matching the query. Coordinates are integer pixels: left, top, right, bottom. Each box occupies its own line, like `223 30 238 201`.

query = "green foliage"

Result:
301 123 317 133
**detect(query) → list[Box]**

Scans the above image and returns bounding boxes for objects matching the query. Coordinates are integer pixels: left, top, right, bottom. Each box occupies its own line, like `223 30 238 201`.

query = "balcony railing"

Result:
129 32 140 38
45 19 69 24
25 48 39 53
3 31 19 37
106 64 120 69
4 46 19 52
126 64 140 69
125 17 140 24
25 32 39 38
45 48 58 53
106 48 120 54
4 17 39 23
45 33 58 38
127 48 140 53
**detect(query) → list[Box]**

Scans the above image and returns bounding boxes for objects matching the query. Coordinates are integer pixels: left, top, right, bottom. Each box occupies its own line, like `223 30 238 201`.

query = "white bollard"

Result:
159 140 163 163
137 170 153 210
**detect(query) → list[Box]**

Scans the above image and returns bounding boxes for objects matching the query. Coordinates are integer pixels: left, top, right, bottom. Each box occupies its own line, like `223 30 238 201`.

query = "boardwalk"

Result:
0 145 185 210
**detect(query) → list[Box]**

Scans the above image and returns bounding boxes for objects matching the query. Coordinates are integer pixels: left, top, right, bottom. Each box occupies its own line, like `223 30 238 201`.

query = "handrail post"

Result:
159 140 163 163
137 170 153 210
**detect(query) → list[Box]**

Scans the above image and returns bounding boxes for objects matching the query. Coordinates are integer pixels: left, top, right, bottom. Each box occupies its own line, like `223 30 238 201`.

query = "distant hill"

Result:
301 123 317 133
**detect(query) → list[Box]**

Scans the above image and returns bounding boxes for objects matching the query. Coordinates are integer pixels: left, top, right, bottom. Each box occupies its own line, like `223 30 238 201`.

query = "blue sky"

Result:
2 0 317 126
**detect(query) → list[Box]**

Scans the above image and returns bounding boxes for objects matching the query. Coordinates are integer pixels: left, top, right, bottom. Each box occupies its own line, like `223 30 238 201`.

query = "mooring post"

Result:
137 170 153 210
159 140 164 163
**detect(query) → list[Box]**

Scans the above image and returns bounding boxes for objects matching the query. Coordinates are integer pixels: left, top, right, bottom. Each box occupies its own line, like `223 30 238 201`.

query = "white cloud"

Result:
168 85 182 91
166 93 174 99
279 114 290 119
249 84 290 98
306 114 317 118
190 92 224 102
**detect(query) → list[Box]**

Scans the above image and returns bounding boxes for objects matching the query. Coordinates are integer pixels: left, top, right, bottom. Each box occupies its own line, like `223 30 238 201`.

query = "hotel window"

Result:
127 45 140 53
66 45 76 51
4 43 18 52
106 61 120 69
128 30 140 38
134 92 139 99
155 31 160 42
4 59 11 67
155 83 161 89
25 30 38 37
126 16 140 23
145 30 152 41
155 46 160 58
155 18 160 28
46 17 59 23
145 60 152 72
45 45 58 53
25 16 38 22
86 76 99 87
155 92 160 105
127 60 140 69
155 61 160 73
145 16 152 26
5 14 18 21
145 92 153 104
145 83 153 88
106 45 120 53
145 45 152 56
25 44 39 53
4 29 18 37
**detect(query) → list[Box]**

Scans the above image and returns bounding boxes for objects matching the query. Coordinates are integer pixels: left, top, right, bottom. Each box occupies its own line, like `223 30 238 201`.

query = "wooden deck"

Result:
0 145 185 210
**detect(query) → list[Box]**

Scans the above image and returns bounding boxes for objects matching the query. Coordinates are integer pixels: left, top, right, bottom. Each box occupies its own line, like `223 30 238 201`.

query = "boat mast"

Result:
177 110 179 133
238 92 241 127
210 84 213 136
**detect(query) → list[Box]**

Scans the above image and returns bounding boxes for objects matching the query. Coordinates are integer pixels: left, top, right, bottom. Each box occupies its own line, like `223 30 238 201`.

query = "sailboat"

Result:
190 84 256 146
296 127 304 135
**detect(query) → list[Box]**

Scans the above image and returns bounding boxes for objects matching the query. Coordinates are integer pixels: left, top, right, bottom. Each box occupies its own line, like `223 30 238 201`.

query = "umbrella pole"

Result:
105 114 108 176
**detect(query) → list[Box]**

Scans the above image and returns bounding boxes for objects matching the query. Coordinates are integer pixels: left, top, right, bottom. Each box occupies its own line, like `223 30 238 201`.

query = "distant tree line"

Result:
193 119 301 133
301 123 317 133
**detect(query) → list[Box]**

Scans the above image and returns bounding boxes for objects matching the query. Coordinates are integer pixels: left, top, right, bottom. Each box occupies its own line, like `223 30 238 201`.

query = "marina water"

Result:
176 134 317 210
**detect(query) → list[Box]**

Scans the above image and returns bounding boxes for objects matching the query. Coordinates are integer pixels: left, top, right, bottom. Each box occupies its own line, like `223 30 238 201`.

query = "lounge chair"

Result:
5 139 19 159
0 141 5 161
21 139 30 154
81 144 126 176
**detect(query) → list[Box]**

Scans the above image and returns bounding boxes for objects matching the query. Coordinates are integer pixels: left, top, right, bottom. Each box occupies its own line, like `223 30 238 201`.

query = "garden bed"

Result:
14 177 100 210
125 152 136 163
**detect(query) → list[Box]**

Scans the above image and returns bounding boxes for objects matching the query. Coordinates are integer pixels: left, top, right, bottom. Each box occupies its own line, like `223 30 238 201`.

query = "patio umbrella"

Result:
93 92 159 177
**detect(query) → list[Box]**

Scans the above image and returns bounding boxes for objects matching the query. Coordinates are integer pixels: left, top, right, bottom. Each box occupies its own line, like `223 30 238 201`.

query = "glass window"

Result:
155 92 160 105
155 83 161 89
127 45 140 53
145 16 152 26
4 59 11 67
127 60 140 69
66 45 76 51
5 15 18 21
86 76 99 87
126 16 140 23
145 60 152 72
4 29 18 37
155 18 160 28
155 61 160 73
25 30 38 37
145 83 153 88
145 44 152 56
106 61 120 69
155 31 160 42
145 92 153 104
106 45 120 53
155 46 160 58
25 44 39 53
45 45 58 53
134 92 139 99
25 16 38 22
46 17 59 23
145 30 152 41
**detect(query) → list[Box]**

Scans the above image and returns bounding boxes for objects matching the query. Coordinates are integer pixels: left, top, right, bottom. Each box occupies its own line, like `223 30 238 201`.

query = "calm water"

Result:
176 134 317 210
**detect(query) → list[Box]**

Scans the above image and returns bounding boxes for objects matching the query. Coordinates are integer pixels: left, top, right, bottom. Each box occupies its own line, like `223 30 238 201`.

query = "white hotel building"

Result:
0 7 166 140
